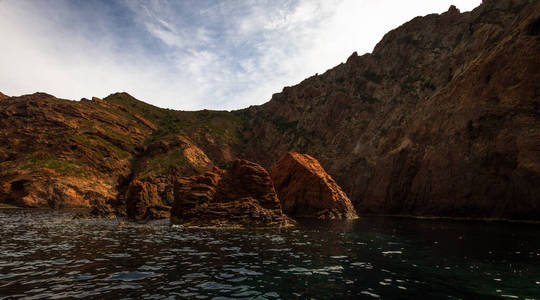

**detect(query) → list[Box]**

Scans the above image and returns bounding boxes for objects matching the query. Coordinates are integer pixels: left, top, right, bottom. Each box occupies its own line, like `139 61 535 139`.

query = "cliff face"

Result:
0 0 538 220
0 93 149 207
0 92 243 208
241 0 540 220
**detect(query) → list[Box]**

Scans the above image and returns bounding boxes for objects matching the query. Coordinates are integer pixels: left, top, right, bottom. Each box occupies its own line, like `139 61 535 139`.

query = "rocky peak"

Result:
446 5 460 15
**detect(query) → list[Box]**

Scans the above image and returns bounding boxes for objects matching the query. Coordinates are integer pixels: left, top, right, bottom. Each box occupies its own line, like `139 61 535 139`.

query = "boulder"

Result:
171 160 292 228
270 152 358 219
126 180 170 220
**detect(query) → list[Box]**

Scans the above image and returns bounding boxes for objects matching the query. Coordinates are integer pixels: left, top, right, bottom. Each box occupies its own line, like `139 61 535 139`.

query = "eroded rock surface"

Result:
270 152 358 219
126 180 170 220
172 160 291 228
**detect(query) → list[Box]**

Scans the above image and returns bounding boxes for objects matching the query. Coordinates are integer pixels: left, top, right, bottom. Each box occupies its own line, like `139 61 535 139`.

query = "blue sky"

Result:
0 0 481 110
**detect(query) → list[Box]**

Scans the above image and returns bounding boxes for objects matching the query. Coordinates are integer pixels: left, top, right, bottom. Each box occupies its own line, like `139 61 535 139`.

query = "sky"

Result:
0 0 482 111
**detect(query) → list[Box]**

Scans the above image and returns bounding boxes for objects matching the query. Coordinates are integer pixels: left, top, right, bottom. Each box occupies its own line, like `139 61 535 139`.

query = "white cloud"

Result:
0 0 482 111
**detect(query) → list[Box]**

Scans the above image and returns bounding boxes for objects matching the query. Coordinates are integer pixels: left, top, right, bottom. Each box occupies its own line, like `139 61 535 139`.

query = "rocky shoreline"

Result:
66 152 357 228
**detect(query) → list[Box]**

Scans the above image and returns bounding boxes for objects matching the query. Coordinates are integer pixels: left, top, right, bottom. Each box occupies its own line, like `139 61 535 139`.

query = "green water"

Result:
0 209 538 299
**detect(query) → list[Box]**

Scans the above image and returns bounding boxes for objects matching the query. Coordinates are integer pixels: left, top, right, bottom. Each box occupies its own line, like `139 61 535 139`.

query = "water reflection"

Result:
0 209 539 299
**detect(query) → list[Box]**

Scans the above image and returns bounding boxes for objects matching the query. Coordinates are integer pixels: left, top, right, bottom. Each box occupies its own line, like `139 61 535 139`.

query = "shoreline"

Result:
359 213 540 225
0 203 23 209
2 205 539 225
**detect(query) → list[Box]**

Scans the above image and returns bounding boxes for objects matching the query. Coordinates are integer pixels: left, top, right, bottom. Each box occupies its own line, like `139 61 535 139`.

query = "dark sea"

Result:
0 209 539 299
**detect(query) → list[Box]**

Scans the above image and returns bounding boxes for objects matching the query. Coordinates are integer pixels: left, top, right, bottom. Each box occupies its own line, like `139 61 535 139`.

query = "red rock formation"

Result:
172 160 291 228
270 152 358 219
0 92 153 208
0 92 8 101
134 135 214 206
126 180 170 220
0 92 243 209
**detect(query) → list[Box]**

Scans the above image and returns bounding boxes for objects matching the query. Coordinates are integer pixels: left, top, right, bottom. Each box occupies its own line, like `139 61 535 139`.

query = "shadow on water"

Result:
0 209 539 299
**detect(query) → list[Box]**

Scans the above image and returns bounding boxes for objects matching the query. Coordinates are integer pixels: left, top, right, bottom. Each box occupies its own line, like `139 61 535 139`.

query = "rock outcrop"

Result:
0 92 8 101
171 160 291 228
270 152 358 219
126 180 170 220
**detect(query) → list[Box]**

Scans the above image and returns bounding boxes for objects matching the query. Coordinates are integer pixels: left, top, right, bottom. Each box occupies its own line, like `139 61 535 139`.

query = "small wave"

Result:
361 290 380 298
227 268 263 276
106 271 160 282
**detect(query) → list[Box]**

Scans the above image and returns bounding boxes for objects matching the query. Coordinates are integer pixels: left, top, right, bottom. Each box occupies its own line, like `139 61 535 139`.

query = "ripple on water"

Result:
361 290 381 298
351 262 374 269
183 273 209 279
106 271 161 282
1 209 539 299
105 253 131 258
227 268 263 276
281 265 344 276
196 281 233 291
228 252 258 257
138 265 161 271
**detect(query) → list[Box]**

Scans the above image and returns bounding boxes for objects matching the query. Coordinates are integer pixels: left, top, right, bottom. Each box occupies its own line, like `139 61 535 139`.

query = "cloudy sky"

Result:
0 0 481 110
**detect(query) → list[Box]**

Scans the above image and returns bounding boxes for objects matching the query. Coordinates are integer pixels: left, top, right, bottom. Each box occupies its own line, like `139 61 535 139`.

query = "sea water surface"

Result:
0 209 539 299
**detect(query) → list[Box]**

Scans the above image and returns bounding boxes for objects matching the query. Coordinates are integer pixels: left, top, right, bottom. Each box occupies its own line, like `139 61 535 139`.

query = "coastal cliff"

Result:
241 0 540 220
0 0 538 220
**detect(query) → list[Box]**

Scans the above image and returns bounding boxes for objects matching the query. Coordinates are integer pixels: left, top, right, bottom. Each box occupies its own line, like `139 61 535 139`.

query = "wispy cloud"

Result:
0 0 481 110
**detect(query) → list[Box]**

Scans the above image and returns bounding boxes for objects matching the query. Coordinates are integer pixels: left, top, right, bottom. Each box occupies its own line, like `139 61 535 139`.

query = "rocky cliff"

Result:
242 0 540 220
0 92 243 208
0 0 538 220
